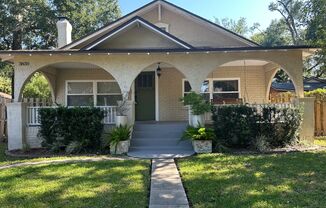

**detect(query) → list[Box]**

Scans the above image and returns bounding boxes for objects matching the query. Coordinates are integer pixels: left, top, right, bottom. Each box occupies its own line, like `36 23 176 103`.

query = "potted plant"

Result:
116 100 128 127
180 92 211 127
108 125 131 155
181 126 215 153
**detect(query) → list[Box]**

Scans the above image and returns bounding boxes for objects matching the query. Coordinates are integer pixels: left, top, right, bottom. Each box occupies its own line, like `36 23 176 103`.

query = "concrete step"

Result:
131 138 189 146
134 123 187 131
129 145 193 151
133 131 183 138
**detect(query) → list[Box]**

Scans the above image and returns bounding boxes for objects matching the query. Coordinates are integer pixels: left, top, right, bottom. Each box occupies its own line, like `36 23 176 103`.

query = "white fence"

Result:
26 106 117 126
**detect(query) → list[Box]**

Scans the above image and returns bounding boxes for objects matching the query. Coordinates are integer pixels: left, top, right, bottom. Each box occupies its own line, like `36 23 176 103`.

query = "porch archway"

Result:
202 59 301 104
16 62 123 107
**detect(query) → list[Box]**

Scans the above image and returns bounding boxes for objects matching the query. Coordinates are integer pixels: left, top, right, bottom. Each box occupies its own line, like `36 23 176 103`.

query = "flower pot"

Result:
110 140 130 155
192 140 212 153
116 115 128 127
191 114 205 127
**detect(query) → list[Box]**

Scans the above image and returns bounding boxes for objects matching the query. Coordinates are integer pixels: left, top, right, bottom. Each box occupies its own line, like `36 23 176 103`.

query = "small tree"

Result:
180 92 211 115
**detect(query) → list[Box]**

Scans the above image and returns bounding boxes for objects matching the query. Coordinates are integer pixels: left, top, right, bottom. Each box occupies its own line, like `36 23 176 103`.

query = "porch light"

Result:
157 63 162 77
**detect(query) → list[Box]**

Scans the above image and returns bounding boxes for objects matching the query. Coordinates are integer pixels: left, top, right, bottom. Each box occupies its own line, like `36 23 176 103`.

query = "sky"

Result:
118 0 282 30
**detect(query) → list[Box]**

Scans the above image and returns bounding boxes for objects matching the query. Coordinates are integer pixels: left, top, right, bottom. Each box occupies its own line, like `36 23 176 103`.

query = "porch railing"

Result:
188 103 295 123
26 106 117 126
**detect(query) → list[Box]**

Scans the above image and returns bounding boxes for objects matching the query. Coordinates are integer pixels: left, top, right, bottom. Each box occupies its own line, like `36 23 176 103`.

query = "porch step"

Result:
128 122 195 159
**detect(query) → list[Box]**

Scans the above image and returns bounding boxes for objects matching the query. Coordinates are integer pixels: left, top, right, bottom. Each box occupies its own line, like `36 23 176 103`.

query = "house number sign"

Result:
19 62 30 66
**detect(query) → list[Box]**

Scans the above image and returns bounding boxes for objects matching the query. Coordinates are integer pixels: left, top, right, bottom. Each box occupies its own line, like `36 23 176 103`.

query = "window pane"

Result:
67 95 93 106
184 80 209 93
97 95 123 106
68 82 93 94
201 80 209 93
184 81 192 92
213 93 239 99
97 82 121 94
213 80 238 92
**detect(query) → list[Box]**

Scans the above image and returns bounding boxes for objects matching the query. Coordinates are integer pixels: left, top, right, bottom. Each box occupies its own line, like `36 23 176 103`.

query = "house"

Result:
271 77 326 93
0 0 317 151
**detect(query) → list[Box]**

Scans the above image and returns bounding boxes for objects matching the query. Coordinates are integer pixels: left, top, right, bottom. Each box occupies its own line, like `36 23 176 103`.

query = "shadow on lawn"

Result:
0 160 150 208
178 151 326 208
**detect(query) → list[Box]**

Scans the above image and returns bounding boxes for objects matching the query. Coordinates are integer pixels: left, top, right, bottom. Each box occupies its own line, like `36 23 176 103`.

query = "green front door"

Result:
135 72 156 121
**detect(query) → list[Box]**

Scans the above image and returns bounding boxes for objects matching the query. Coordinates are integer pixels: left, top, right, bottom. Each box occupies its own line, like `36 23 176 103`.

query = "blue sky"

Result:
118 0 282 30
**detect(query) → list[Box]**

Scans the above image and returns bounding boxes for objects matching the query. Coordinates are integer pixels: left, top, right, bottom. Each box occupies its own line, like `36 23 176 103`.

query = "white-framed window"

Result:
212 79 240 103
182 78 240 103
66 80 122 107
183 79 210 101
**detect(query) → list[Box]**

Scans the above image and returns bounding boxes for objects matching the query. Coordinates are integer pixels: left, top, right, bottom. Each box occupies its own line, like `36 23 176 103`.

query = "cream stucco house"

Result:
0 0 317 151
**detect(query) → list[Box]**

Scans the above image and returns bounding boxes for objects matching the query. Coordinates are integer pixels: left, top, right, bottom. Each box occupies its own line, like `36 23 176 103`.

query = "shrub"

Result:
212 105 258 148
305 88 326 100
181 126 216 141
108 125 131 154
212 104 302 149
180 92 211 115
39 107 105 153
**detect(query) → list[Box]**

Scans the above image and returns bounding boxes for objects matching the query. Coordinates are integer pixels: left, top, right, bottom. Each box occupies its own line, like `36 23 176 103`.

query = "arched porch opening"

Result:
203 59 300 104
17 62 123 107
134 62 190 122
18 70 54 105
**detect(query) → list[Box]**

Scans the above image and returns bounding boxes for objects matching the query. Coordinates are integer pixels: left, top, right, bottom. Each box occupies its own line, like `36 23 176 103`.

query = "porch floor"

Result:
128 122 195 159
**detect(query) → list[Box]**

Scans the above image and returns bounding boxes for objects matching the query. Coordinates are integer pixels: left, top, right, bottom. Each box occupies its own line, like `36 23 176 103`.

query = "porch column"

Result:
297 97 315 143
7 102 27 150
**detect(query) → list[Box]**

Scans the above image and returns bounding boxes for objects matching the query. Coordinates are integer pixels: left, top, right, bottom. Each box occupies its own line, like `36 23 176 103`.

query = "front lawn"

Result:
178 151 326 208
0 160 150 208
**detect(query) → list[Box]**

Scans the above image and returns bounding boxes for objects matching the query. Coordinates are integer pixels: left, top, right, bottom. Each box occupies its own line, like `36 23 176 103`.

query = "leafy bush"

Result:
182 126 216 141
108 125 131 154
305 88 326 100
39 107 105 153
212 104 302 149
180 92 211 115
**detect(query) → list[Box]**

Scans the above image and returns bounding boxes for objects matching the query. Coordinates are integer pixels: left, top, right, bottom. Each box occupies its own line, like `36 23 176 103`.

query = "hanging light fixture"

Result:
156 62 162 77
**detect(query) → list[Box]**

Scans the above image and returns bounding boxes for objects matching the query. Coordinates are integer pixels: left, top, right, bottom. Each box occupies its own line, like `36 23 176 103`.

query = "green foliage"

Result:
212 104 302 149
180 92 211 115
0 0 121 50
0 62 13 94
305 88 326 100
22 72 51 99
108 125 131 153
38 107 105 153
182 126 216 141
214 17 260 37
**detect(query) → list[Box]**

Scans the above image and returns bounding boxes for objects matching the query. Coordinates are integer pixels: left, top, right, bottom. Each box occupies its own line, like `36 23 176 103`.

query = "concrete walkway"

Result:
150 159 189 208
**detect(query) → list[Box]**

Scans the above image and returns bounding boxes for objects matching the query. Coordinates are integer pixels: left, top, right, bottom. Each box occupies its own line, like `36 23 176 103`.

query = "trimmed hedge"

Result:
212 104 302 149
38 107 105 153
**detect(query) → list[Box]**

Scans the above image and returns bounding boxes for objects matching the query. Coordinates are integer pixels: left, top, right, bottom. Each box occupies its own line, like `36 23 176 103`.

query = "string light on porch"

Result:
156 62 162 77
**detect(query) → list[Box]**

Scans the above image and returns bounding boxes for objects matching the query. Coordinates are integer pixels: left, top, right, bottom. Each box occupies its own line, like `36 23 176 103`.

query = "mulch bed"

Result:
227 145 326 155
6 148 110 158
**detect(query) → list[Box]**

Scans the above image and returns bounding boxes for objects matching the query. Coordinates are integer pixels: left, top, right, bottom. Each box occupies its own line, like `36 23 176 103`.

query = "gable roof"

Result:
62 0 259 50
82 16 194 50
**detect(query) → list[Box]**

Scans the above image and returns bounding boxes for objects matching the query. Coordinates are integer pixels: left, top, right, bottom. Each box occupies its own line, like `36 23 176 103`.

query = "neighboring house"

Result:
0 0 318 150
271 77 326 93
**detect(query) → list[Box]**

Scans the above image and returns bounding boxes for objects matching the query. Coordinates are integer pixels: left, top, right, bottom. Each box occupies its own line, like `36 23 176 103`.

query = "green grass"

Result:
0 142 111 166
0 160 150 208
178 152 326 208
